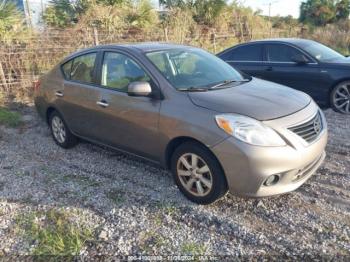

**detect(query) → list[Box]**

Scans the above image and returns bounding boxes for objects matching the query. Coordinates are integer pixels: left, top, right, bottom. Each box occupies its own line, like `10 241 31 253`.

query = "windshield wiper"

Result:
177 86 209 92
209 79 250 90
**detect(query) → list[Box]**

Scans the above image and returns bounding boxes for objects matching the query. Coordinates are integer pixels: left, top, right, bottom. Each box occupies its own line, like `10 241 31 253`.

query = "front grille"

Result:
288 112 323 143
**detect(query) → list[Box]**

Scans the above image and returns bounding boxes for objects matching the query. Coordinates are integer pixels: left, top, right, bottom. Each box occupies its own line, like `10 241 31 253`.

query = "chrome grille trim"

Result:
288 111 323 143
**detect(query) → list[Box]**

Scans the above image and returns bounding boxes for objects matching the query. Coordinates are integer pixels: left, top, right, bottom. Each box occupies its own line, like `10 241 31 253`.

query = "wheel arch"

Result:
164 136 226 177
46 106 58 124
329 78 350 95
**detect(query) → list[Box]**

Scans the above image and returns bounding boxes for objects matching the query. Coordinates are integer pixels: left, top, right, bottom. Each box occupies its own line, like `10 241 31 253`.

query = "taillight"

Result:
33 80 41 92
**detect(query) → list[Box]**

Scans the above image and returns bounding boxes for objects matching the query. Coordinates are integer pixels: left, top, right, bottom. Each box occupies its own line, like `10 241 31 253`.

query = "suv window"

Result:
220 44 263 61
70 53 97 84
101 52 151 92
266 44 304 62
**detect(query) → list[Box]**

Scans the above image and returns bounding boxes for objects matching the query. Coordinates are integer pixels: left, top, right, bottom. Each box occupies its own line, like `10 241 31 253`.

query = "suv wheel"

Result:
331 81 350 114
171 142 228 205
49 111 78 148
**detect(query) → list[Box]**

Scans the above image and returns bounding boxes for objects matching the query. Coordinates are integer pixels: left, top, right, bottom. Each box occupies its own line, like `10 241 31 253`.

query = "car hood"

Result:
188 78 311 121
323 56 350 65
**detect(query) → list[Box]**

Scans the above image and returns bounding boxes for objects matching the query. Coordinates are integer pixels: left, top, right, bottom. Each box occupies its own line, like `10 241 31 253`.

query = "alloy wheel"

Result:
176 153 213 197
333 83 350 114
51 116 66 143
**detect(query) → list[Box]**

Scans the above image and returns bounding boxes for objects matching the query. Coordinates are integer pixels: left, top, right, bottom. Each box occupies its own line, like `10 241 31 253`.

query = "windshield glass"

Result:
303 42 344 62
145 48 247 89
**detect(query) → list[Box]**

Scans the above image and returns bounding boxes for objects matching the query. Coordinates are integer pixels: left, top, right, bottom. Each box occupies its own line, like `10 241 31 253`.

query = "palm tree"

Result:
0 0 24 39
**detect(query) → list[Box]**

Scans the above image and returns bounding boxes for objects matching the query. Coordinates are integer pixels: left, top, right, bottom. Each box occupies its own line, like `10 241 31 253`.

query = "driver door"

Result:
92 51 162 161
261 44 329 101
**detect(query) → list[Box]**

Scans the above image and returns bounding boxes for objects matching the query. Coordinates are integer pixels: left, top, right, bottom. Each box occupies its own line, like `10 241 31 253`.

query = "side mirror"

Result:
291 54 309 65
128 81 152 97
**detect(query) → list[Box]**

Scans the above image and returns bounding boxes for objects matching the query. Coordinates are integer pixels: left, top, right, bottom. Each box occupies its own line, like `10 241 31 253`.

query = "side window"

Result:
101 52 151 92
220 45 263 61
62 60 72 79
267 44 304 62
70 53 97 84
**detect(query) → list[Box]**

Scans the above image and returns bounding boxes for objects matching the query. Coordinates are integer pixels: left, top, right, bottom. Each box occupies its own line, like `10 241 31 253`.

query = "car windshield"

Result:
145 48 247 90
303 42 344 62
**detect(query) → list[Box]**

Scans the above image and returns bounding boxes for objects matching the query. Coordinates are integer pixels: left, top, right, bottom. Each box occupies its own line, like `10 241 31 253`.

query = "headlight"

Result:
215 114 286 147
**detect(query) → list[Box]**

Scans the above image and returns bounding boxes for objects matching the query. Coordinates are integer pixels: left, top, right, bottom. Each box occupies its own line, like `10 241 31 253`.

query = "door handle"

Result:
266 66 273 72
96 100 109 108
55 91 64 97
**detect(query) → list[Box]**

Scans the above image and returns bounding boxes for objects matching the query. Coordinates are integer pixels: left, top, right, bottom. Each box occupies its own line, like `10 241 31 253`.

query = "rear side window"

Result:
70 53 97 84
266 44 303 62
220 44 263 61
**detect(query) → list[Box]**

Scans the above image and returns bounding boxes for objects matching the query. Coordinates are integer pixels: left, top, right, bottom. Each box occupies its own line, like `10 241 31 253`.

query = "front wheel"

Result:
331 81 350 114
171 142 228 205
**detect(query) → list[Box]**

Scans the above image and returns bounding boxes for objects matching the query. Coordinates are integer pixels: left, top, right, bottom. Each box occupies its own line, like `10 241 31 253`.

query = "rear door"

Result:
218 43 267 78
91 50 161 161
57 52 101 138
262 43 327 99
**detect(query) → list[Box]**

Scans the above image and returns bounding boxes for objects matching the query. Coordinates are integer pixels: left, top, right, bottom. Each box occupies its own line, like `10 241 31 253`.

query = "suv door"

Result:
218 43 266 78
93 50 161 161
58 52 101 138
262 43 329 101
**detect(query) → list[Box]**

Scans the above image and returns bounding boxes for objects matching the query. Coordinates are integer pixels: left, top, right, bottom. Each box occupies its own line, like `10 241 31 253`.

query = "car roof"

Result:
61 42 194 63
238 38 316 47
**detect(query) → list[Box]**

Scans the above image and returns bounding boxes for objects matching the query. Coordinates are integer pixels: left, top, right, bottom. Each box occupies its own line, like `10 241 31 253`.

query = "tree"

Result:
336 0 350 20
300 0 350 26
43 0 92 28
0 0 26 40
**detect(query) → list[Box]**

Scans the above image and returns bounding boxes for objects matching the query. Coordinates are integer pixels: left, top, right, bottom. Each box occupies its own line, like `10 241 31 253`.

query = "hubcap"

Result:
51 116 66 143
333 84 350 114
177 153 213 197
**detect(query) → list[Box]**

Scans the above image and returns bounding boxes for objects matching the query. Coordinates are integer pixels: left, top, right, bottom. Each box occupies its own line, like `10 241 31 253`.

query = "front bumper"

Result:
211 102 328 197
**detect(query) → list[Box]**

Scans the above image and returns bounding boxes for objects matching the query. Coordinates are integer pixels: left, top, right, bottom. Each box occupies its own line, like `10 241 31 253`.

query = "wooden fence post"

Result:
93 26 99 46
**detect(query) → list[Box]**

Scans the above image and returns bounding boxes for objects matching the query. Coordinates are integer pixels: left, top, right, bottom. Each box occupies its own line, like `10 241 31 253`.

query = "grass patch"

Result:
181 242 207 256
16 209 93 256
62 174 101 188
140 231 166 253
0 107 22 127
106 189 125 205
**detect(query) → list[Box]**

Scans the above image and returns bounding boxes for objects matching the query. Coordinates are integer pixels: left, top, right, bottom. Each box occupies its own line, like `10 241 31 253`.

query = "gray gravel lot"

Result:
0 104 349 259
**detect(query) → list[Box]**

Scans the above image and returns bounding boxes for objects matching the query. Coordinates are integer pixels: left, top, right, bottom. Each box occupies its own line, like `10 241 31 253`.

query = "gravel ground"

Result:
0 104 349 260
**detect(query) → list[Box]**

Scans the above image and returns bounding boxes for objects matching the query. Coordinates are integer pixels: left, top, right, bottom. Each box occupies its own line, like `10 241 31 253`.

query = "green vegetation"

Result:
0 107 22 127
0 0 28 41
140 231 166 252
300 0 350 26
106 189 125 204
16 209 93 256
181 242 207 256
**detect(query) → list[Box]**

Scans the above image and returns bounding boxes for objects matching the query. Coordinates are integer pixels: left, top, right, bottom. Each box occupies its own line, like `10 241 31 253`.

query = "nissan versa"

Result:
34 43 328 204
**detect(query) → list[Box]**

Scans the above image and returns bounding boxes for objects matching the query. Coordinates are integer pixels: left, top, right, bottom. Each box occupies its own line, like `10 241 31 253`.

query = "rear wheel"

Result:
49 111 78 148
171 142 228 205
331 81 350 114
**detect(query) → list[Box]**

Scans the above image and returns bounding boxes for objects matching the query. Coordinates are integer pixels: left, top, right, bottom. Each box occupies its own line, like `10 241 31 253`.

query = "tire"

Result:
49 110 78 148
330 81 350 114
171 142 228 205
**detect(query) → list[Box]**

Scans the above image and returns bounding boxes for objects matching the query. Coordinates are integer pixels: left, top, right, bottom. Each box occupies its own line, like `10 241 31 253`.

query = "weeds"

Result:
0 107 21 127
181 242 207 256
106 189 125 205
16 209 93 256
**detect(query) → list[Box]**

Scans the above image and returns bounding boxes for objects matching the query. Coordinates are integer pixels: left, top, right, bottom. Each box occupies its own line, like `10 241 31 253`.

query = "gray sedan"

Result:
35 43 328 204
